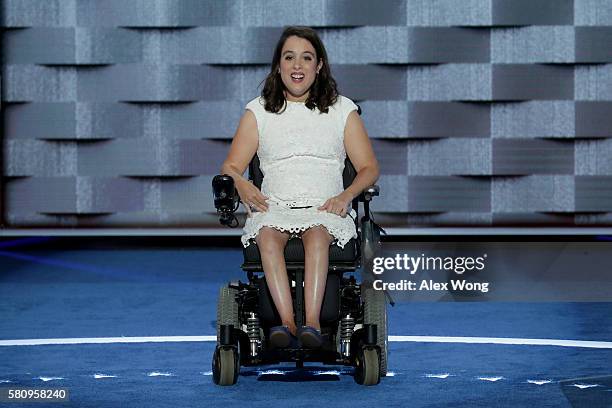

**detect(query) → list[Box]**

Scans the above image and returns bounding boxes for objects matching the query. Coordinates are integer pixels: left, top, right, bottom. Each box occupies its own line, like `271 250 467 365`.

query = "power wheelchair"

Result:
211 150 388 386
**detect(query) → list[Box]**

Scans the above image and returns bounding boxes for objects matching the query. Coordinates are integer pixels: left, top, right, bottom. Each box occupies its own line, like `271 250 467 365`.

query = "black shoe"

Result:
298 326 323 349
269 326 297 349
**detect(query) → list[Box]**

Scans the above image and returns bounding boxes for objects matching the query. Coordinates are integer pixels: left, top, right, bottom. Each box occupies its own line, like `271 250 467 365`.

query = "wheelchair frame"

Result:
212 135 387 386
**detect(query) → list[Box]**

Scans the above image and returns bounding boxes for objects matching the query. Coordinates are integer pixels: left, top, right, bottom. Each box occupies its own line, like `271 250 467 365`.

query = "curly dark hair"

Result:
261 26 338 114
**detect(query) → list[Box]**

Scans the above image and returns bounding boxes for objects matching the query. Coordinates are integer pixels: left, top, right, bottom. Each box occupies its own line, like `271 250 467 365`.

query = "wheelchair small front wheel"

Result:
212 346 239 386
354 346 381 386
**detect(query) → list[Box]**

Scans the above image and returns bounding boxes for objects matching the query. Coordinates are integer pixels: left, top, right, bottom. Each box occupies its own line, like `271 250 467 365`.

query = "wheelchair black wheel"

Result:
212 346 239 386
216 286 239 344
354 346 380 385
363 287 388 376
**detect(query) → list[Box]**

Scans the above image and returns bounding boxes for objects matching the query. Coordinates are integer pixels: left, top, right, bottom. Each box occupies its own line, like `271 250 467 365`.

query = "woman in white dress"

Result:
221 26 379 349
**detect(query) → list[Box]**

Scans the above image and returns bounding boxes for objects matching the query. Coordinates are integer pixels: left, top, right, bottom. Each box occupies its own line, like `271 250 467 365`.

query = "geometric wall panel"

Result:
357 102 411 138
408 102 490 137
401 28 489 63
491 27 575 63
575 139 612 175
0 0 408 29
491 0 574 25
376 175 411 212
76 0 235 27
3 65 77 102
3 103 142 140
2 65 270 102
493 65 574 100
575 0 612 26
575 65 612 100
322 27 489 64
2 102 245 140
492 176 575 212
575 102 612 138
3 27 141 64
2 0 78 27
361 102 490 138
157 102 245 139
153 27 282 65
407 176 491 212
575 176 612 212
335 65 407 101
2 0 235 28
76 65 231 102
406 64 492 101
491 102 575 138
3 0 612 228
575 27 612 63
408 139 491 175
161 176 216 213
405 0 491 27
76 139 228 176
4 139 78 177
5 177 145 214
492 139 575 175
371 140 407 175
242 0 407 27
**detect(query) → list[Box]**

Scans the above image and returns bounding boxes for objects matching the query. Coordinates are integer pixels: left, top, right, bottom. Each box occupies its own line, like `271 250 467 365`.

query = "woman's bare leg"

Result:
256 227 296 335
301 226 333 331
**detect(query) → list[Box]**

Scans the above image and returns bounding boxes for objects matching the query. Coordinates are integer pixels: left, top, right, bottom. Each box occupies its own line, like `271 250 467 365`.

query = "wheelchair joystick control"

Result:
212 175 240 228
246 312 261 357
340 314 356 358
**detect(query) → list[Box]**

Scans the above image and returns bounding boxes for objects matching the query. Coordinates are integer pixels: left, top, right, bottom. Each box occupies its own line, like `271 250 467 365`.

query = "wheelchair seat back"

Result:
249 154 357 193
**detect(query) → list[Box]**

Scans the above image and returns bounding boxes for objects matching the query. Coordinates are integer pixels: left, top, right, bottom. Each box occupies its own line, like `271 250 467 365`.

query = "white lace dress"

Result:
241 95 359 249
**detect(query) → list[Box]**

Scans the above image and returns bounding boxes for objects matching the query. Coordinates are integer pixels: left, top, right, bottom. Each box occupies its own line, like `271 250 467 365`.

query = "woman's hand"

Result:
318 191 353 218
236 179 268 216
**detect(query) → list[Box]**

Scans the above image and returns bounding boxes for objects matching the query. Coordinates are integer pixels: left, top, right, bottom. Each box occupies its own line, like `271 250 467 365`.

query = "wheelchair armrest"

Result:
358 185 380 202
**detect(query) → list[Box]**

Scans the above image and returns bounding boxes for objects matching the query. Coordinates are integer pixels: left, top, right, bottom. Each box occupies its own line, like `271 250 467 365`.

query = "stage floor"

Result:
1 238 611 407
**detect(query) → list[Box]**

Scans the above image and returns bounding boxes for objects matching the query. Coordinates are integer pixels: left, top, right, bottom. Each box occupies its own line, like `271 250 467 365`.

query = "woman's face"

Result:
278 35 323 102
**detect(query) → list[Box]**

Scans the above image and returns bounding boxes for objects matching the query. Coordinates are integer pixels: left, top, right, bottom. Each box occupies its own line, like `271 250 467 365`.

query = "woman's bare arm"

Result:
318 110 379 216
221 110 269 212
343 110 380 200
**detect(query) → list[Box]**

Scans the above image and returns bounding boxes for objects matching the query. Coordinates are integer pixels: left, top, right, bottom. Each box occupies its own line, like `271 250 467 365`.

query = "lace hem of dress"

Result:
241 221 356 249
242 223 353 249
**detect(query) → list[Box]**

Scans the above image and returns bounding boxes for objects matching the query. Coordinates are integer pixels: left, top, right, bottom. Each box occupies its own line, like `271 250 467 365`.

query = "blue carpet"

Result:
1 245 611 407
1 342 611 408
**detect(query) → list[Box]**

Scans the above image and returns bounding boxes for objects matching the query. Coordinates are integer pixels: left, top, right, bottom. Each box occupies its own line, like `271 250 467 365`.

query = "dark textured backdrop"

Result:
1 0 612 228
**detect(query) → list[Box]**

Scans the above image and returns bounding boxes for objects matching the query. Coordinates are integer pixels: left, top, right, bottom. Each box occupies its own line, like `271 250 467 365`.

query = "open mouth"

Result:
290 73 305 83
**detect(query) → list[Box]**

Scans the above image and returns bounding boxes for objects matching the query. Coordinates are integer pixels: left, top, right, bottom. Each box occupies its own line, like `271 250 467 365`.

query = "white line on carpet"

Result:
388 336 612 349
0 335 611 349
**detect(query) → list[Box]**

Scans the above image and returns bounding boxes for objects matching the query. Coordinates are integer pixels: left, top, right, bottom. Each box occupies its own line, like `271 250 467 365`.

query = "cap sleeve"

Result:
245 97 265 136
338 95 358 128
